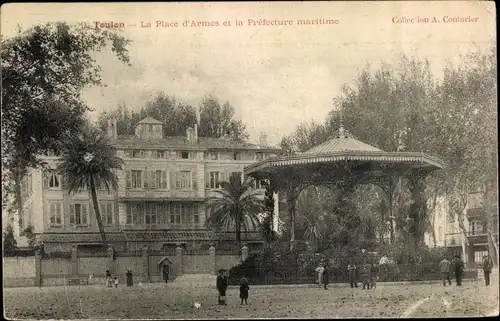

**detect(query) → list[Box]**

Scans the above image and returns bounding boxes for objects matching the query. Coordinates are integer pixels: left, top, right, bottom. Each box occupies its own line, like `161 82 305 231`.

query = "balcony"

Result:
123 223 204 230
119 189 203 201
466 230 489 245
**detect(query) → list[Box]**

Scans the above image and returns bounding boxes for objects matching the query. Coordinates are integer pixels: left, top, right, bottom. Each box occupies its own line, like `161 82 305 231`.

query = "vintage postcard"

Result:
1 1 497 319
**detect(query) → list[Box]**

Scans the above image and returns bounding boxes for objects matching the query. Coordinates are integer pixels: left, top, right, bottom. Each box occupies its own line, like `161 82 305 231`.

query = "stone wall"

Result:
3 257 36 287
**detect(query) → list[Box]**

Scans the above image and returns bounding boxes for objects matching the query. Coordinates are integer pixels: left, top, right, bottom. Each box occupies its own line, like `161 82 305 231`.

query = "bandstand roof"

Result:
244 126 444 178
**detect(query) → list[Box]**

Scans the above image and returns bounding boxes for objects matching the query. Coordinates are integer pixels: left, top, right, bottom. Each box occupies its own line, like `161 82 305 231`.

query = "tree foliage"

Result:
57 125 125 249
3 224 18 254
205 174 264 245
97 93 249 141
1 21 131 204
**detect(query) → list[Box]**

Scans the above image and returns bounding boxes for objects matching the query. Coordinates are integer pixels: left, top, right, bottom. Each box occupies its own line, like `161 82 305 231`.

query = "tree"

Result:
198 95 249 142
20 224 37 249
205 173 263 246
1 21 131 214
97 93 198 137
3 224 18 255
57 126 124 250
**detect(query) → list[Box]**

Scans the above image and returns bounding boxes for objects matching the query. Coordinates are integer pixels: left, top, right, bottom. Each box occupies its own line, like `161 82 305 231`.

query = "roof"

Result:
244 126 445 175
113 135 280 151
304 135 383 154
136 117 163 125
42 231 219 243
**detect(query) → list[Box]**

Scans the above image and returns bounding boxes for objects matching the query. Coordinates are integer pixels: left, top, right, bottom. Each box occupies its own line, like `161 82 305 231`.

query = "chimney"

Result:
259 132 268 147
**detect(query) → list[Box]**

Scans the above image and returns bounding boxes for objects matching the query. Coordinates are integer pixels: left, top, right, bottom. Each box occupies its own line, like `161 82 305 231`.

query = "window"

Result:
170 203 198 226
177 151 193 159
255 152 264 161
145 203 158 224
209 151 218 160
151 170 168 189
49 203 62 226
149 124 153 133
156 150 167 158
126 204 133 224
99 202 114 225
170 203 181 224
70 203 88 226
126 203 145 224
132 150 144 158
230 172 242 182
126 170 143 189
43 170 61 189
176 171 191 189
233 152 241 160
252 178 263 189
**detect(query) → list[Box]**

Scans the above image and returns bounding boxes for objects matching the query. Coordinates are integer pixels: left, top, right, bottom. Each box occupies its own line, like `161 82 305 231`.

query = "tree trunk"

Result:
89 175 108 250
235 210 241 248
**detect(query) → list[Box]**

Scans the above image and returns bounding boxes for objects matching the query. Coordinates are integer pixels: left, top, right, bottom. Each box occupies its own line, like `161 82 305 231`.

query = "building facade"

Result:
18 117 280 254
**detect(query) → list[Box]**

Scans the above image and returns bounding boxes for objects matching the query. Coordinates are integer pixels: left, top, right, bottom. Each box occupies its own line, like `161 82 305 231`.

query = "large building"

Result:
18 117 280 253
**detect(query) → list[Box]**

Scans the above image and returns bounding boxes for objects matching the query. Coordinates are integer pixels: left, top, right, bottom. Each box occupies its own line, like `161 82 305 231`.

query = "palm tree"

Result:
205 173 264 246
57 126 124 250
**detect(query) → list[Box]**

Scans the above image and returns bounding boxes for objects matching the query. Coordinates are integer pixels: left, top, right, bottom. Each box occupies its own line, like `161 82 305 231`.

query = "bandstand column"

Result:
286 183 299 251
407 170 428 245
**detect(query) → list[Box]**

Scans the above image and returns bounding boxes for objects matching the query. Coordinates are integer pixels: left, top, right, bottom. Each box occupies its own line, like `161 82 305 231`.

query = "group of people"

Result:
439 255 465 286
439 254 493 287
215 270 250 305
105 269 134 287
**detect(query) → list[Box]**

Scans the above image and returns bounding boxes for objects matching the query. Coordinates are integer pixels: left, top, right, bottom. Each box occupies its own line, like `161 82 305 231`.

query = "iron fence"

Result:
228 263 478 285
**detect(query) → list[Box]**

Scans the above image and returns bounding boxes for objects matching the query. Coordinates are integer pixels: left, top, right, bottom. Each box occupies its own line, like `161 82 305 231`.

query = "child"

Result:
239 277 250 305
113 276 119 288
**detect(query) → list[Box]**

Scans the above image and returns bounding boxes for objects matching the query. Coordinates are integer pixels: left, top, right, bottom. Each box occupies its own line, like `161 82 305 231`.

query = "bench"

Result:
67 277 89 286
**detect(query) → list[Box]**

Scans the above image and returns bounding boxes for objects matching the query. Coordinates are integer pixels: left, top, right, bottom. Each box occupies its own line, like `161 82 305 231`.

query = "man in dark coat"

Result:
482 255 493 286
163 265 170 283
126 269 133 287
322 264 329 290
452 254 464 286
216 270 228 305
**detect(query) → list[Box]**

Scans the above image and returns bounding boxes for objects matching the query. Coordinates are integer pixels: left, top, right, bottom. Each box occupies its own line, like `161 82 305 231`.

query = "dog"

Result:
362 276 378 290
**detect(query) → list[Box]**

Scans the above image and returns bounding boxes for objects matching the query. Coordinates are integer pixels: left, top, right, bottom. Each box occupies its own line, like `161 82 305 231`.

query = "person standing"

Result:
126 269 133 287
379 254 389 281
482 255 493 286
439 256 452 286
105 269 112 288
348 262 357 288
452 255 464 286
315 264 325 288
163 265 170 284
322 264 330 290
239 277 250 305
216 270 228 305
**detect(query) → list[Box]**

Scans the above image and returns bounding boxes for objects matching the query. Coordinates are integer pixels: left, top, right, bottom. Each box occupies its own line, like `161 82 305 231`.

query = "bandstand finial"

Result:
337 111 347 138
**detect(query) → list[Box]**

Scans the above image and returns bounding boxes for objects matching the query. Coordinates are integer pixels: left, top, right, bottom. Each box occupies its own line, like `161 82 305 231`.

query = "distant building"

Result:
17 117 280 254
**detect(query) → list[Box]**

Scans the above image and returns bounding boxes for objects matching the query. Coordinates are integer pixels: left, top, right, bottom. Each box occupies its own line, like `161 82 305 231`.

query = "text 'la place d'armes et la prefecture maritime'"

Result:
93 18 340 29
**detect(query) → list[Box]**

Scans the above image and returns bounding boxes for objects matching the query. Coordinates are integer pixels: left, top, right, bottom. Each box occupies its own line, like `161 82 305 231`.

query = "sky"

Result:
1 1 496 146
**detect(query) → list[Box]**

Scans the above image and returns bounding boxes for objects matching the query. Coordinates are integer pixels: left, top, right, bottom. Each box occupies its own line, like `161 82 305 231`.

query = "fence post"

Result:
107 245 115 274
142 245 150 283
35 249 42 287
209 243 216 275
241 243 248 262
176 243 183 276
71 244 78 277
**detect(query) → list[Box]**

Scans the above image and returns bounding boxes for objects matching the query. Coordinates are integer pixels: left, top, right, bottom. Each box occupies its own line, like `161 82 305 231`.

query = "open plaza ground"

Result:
4 278 498 319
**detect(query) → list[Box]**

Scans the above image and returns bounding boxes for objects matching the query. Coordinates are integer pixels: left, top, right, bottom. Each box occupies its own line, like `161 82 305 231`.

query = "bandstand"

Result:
244 125 445 250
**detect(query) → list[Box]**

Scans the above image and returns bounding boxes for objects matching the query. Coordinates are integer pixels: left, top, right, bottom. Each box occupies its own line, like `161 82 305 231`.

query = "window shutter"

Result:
149 170 154 189
43 171 49 188
171 171 176 189
162 171 167 189
192 171 197 190
205 172 210 188
143 171 149 189
126 170 131 188
70 204 75 224
57 203 62 225
82 204 88 225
